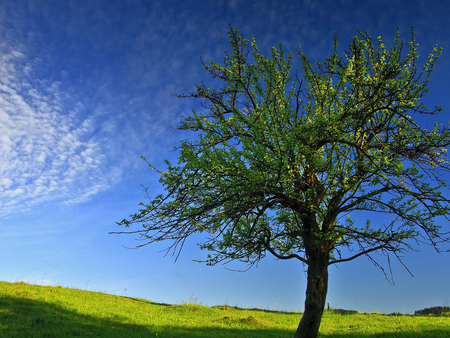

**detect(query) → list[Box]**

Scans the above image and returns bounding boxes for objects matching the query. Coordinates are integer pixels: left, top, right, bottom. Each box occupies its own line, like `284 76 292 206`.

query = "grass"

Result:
1 281 450 337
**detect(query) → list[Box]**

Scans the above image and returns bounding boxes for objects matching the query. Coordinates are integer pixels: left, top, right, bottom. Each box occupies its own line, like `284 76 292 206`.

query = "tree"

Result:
114 26 450 338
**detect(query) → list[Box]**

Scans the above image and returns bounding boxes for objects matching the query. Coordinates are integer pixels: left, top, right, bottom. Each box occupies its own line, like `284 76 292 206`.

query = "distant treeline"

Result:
415 306 450 316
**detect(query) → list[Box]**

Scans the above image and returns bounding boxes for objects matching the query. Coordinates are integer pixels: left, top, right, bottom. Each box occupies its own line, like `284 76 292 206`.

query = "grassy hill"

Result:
1 281 450 337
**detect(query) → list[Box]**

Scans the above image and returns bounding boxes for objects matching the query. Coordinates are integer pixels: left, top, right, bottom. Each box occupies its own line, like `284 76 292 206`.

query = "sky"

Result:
1 0 449 315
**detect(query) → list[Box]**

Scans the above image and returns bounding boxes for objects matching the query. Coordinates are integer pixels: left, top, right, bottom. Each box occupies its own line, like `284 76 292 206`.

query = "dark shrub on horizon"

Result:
415 306 450 316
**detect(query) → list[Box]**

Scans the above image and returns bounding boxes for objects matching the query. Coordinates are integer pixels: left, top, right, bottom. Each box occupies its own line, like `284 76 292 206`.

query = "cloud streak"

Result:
0 40 109 217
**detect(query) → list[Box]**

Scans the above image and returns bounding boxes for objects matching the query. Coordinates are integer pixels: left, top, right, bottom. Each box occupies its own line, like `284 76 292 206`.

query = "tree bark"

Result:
294 250 329 338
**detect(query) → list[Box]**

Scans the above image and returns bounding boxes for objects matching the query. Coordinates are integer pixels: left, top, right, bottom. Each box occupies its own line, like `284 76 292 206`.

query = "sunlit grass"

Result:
319 310 450 337
1 281 449 337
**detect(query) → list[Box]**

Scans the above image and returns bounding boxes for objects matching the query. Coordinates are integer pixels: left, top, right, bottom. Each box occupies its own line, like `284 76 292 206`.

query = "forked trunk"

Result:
294 251 329 338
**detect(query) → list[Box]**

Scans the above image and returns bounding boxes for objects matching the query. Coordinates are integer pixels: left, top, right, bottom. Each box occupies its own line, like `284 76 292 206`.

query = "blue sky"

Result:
1 0 449 314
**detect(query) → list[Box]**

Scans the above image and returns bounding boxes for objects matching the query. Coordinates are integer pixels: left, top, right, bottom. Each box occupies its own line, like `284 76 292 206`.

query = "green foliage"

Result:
116 26 449 276
2 281 450 337
415 306 450 316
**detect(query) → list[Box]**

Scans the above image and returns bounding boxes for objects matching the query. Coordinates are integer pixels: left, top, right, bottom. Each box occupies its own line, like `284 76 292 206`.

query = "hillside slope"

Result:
1 281 450 337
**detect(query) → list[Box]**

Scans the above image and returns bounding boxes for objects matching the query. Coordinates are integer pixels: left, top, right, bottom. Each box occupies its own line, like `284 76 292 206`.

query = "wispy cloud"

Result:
0 40 109 217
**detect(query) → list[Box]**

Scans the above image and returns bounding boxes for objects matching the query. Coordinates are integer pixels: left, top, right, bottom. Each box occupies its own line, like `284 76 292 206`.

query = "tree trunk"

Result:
294 251 329 338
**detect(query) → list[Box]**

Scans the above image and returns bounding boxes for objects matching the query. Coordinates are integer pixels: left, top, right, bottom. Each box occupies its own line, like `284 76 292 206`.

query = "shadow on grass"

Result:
0 295 292 337
319 331 450 338
2 295 449 338
325 309 360 316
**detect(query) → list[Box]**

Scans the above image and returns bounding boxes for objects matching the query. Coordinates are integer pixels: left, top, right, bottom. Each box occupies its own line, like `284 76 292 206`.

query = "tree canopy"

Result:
115 27 449 338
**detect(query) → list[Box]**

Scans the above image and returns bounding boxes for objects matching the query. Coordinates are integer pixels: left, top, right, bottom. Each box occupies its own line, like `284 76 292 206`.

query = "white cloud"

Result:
0 40 109 217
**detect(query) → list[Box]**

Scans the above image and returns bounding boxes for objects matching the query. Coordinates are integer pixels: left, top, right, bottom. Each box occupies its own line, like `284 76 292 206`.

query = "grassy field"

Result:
1 281 450 337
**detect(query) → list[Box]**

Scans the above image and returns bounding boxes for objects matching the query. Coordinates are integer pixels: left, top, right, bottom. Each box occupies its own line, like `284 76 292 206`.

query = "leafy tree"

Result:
415 306 450 316
114 27 449 338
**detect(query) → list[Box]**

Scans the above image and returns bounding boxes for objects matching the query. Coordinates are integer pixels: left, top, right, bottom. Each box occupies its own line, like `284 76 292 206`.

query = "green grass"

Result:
1 281 450 337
